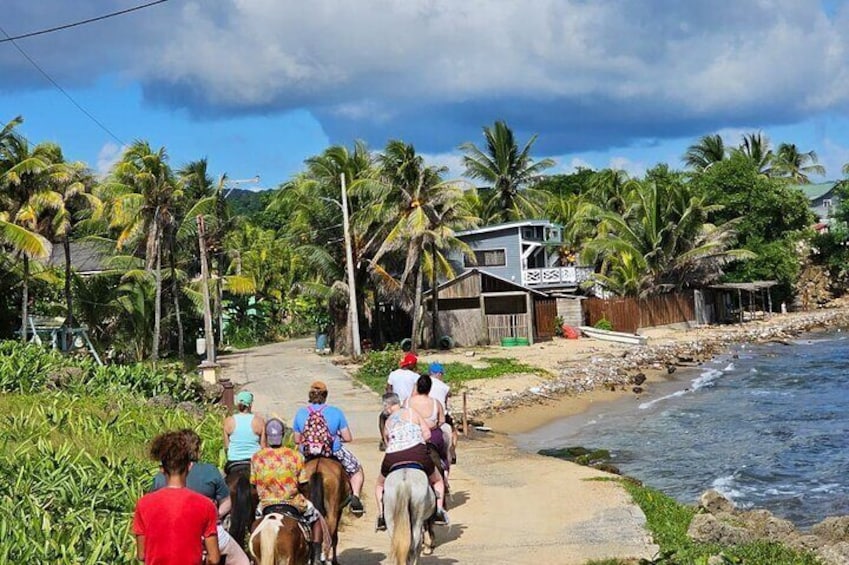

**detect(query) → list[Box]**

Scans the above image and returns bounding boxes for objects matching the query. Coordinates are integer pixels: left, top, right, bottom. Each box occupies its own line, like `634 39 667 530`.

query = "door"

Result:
534 297 557 340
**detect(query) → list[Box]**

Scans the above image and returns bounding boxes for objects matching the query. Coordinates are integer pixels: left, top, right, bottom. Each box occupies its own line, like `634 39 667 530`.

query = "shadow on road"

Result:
433 522 467 546
446 489 469 509
337 546 386 563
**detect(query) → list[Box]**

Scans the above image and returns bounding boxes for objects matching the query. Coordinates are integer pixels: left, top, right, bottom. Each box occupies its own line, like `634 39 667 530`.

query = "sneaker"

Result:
375 514 386 531
350 495 364 516
433 508 450 526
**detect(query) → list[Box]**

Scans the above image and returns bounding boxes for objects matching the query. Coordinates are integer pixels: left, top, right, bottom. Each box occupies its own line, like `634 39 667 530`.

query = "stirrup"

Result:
349 495 365 516
375 514 387 532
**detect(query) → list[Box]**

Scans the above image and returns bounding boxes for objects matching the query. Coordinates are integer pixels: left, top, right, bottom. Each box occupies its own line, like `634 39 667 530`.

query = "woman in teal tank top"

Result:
223 391 265 463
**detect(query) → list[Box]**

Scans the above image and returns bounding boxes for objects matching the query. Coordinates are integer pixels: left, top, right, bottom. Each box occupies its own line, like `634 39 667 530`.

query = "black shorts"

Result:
380 443 434 477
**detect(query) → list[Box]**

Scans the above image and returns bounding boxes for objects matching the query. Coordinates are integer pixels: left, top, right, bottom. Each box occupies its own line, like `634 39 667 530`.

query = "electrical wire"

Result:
0 0 169 43
0 25 125 146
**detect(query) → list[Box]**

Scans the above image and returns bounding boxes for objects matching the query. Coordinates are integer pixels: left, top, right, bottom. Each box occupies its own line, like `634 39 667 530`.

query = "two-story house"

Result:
792 182 842 230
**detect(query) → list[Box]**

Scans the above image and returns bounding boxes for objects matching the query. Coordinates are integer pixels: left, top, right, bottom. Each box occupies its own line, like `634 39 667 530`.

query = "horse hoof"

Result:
423 545 433 556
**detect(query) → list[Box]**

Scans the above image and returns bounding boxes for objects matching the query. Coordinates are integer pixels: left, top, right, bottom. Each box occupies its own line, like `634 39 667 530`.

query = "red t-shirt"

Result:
132 487 218 565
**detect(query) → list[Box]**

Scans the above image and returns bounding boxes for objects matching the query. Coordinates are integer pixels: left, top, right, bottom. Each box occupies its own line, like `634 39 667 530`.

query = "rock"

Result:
812 517 849 543
699 489 735 514
46 366 86 389
592 463 621 475
687 513 753 545
738 508 796 541
630 373 647 385
816 542 849 565
707 556 726 565
147 394 176 408
200 381 224 403
667 365 677 374
176 401 205 418
632 386 643 394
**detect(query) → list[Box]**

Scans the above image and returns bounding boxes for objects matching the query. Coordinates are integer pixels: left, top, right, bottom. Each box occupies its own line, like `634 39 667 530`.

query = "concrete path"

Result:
219 338 658 565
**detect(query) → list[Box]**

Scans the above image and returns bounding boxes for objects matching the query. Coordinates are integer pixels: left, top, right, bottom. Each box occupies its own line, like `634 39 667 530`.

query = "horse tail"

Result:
259 517 280 565
390 474 413 565
230 474 252 548
310 469 327 518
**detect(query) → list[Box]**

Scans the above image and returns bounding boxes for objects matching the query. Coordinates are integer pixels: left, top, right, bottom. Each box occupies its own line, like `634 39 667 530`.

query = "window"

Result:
824 199 833 208
466 249 506 267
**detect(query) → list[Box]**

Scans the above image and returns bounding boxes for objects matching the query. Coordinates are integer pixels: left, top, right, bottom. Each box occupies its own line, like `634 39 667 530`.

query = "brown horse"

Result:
302 457 350 565
250 509 311 565
225 461 259 551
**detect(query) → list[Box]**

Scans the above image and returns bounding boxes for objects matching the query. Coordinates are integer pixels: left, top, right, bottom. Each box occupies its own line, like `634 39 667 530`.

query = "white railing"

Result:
521 266 593 286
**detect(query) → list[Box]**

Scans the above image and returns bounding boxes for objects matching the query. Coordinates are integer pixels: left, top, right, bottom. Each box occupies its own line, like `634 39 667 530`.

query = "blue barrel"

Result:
315 333 329 351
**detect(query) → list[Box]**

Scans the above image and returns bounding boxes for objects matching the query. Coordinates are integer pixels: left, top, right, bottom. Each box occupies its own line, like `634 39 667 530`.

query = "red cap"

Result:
400 352 418 368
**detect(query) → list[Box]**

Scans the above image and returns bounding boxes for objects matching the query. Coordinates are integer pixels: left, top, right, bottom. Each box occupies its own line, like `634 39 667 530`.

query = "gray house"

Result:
792 182 841 228
452 220 593 290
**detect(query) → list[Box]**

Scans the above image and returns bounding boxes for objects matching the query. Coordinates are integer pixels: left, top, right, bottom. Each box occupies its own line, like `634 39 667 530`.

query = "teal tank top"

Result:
227 413 260 461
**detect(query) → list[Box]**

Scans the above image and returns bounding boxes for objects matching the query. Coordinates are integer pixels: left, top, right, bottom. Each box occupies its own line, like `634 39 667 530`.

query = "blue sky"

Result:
3 0 849 189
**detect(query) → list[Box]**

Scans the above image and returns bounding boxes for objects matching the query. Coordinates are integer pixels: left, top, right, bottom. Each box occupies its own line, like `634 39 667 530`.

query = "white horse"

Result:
384 468 437 565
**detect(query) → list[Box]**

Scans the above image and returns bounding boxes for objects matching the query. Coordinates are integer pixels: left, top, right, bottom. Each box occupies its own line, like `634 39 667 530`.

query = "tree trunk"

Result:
410 261 424 354
152 235 161 362
169 235 184 359
430 241 440 349
63 237 73 350
21 255 28 344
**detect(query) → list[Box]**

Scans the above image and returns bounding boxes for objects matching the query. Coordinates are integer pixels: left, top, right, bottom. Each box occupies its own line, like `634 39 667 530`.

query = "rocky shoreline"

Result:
472 307 849 418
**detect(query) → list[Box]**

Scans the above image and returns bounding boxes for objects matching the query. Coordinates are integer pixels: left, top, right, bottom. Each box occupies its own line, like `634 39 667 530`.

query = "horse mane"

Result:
229 473 252 549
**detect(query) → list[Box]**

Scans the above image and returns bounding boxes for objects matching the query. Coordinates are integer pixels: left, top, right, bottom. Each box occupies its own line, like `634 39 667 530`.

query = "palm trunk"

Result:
410 261 424 354
21 255 28 344
152 237 161 362
169 235 184 359
63 237 73 350
430 241 440 349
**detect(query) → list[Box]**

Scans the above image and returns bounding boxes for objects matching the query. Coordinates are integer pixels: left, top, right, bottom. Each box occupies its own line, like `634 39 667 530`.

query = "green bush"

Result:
593 317 614 331
0 341 203 401
0 392 225 563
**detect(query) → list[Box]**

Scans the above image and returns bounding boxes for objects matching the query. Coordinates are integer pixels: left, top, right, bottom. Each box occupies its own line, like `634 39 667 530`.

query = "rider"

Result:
374 392 448 531
380 352 420 449
428 362 457 464
406 374 449 479
292 381 366 516
134 430 220 565
250 418 330 561
223 390 266 472
151 429 249 565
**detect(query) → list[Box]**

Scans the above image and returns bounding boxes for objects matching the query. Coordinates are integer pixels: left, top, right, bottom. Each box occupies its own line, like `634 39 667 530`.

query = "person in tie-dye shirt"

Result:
250 419 328 558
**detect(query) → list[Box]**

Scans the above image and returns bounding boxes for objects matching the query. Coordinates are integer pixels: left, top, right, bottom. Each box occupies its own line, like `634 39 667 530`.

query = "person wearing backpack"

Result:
292 381 365 516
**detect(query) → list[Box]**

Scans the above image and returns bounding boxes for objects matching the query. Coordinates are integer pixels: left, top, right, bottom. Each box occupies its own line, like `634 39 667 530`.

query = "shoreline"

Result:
477 306 849 436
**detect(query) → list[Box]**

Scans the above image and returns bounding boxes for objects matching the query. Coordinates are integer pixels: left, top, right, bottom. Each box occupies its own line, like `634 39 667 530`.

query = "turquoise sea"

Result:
515 329 849 528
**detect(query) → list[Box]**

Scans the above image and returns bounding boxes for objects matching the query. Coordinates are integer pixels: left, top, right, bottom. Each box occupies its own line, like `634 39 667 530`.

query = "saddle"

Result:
388 461 426 475
262 503 305 521
225 460 251 476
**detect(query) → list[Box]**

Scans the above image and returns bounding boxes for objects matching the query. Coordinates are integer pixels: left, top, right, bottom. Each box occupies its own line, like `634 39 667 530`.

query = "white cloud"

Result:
608 156 647 178
95 142 124 176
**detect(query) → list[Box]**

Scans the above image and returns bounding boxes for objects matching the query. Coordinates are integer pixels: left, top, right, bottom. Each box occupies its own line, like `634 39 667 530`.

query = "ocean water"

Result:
515 329 849 528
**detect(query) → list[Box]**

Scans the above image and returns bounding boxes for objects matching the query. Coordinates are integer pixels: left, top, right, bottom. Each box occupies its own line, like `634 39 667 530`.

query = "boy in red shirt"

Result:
133 430 221 565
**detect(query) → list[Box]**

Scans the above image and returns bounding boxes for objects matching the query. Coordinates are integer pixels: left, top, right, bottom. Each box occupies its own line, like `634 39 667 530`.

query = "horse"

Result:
384 467 436 565
302 457 350 565
249 508 311 565
225 461 259 551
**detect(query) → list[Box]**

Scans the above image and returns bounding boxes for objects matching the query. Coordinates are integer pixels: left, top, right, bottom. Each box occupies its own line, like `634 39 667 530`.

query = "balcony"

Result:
521 266 593 287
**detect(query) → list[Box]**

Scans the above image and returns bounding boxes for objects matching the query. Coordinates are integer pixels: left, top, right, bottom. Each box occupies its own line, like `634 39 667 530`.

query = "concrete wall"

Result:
556 296 584 328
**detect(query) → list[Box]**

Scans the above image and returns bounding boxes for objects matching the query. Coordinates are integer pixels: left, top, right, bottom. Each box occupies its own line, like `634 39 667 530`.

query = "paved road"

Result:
218 338 380 439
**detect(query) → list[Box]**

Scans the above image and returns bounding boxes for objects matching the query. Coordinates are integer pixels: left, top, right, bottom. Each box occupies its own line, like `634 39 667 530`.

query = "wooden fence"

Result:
487 313 529 342
583 292 696 333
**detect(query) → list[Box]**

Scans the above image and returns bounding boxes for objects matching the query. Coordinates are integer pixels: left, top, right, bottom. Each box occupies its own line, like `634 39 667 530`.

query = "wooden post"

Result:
767 287 774 316
526 293 535 345
462 392 469 437
479 292 488 345
737 289 743 324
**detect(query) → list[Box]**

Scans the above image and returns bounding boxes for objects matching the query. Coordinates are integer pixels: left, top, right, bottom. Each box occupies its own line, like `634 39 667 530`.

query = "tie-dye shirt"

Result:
250 447 308 510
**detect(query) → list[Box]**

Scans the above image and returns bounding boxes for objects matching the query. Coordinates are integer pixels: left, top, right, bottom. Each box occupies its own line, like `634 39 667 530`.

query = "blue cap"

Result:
429 362 444 375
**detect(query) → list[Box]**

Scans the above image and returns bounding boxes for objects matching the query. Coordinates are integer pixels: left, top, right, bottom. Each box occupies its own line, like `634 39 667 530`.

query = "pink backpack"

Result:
302 406 333 457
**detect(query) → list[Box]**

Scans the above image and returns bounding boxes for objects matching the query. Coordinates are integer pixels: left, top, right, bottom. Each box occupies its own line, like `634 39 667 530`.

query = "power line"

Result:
0 25 125 147
0 0 170 43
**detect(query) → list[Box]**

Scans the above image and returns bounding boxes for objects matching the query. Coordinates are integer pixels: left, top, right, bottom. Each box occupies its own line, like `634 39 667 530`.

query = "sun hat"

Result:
235 390 254 406
266 418 285 447
400 352 418 368
429 362 444 375
310 381 328 392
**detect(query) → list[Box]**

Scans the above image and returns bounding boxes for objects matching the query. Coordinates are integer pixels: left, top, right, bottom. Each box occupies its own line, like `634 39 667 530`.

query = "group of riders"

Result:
132 352 456 564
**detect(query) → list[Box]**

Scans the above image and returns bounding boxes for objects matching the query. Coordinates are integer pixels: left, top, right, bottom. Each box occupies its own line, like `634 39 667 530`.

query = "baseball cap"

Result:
400 352 418 368
429 362 444 375
266 418 285 447
235 390 253 406
310 381 327 392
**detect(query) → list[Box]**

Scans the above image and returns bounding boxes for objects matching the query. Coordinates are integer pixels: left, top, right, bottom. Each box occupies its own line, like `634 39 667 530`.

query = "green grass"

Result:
584 480 822 565
0 392 225 563
354 348 547 393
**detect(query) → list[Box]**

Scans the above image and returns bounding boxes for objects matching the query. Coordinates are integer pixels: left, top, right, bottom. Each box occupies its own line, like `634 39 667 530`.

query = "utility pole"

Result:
197 215 216 364
341 173 362 357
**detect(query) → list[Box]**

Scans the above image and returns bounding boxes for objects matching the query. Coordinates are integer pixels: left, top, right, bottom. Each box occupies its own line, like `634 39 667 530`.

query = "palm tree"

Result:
371 140 478 350
736 132 774 176
683 134 726 171
460 120 554 223
771 143 826 183
108 140 180 361
0 123 59 342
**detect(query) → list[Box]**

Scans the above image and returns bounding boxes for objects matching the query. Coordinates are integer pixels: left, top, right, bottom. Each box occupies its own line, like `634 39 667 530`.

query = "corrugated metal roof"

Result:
456 219 561 237
790 182 838 201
